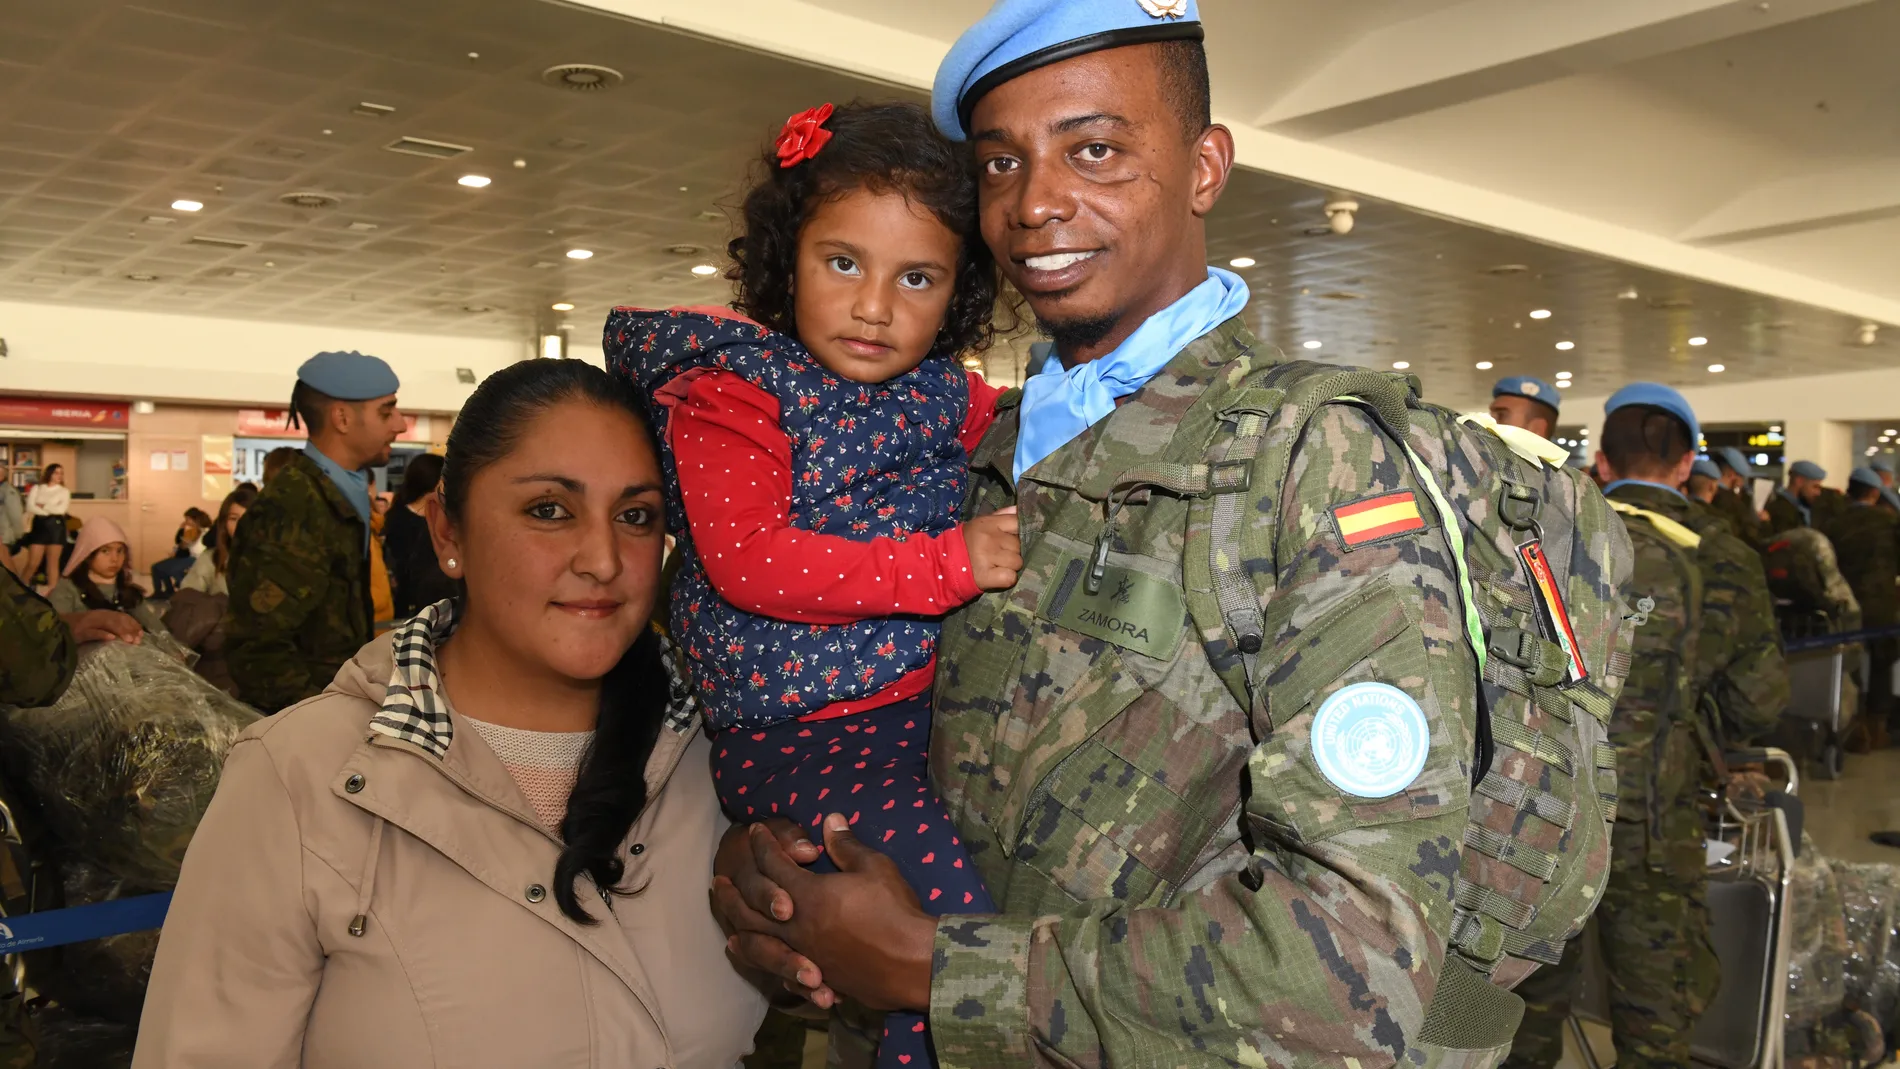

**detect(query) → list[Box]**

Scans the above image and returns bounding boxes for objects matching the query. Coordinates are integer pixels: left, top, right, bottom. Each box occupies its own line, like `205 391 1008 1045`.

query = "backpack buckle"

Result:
1488 627 1566 687
1501 484 1540 530
1209 459 1253 495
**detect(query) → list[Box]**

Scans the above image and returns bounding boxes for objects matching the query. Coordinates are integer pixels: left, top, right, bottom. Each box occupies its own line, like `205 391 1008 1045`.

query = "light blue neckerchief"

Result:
303 443 373 551
1015 268 1250 480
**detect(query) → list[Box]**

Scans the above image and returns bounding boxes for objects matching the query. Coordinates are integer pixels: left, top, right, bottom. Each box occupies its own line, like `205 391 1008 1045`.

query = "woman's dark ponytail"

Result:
440 358 671 925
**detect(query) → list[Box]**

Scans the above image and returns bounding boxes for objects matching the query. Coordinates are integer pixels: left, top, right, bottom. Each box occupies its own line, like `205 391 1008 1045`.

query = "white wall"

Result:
0 300 533 413
1570 365 1900 481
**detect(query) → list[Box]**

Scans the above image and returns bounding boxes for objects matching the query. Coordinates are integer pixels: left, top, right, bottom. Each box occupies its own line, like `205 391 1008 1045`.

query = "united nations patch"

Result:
1310 682 1430 798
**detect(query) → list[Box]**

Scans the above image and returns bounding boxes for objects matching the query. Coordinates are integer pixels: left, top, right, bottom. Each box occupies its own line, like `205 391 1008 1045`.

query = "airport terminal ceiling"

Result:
0 0 1888 411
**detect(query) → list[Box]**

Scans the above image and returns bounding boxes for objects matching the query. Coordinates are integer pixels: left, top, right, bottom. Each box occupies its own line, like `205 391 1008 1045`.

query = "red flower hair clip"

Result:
776 103 834 169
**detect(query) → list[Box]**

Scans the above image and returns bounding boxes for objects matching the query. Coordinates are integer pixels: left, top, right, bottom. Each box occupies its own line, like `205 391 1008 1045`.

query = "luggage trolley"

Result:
1566 748 1800 1069
1782 614 1857 780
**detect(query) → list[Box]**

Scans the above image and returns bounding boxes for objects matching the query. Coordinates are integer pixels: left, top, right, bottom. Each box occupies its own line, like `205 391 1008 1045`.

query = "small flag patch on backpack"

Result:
1333 491 1426 547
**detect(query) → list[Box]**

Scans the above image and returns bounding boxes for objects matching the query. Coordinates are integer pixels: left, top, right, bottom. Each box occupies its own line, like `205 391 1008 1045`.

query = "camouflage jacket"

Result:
1822 502 1899 627
1602 484 1703 837
0 566 75 707
1765 490 1809 535
225 452 373 712
1764 527 1861 629
1710 486 1765 548
929 319 1480 1068
1677 494 1790 742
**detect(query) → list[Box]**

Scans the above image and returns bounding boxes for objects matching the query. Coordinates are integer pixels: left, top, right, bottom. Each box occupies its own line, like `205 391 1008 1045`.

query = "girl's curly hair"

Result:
727 101 1000 361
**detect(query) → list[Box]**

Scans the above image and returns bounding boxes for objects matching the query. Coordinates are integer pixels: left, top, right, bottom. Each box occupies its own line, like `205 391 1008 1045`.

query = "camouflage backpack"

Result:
1141 361 1635 1044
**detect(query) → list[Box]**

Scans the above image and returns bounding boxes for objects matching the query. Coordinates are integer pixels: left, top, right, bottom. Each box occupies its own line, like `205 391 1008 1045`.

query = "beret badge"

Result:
1137 0 1190 18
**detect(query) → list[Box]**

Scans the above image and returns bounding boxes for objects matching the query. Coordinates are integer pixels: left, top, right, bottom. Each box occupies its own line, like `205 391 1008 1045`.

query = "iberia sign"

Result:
0 396 130 429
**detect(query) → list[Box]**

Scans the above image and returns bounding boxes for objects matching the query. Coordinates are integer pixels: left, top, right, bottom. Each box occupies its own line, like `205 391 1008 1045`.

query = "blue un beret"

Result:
297 350 399 401
1872 455 1896 475
932 0 1205 141
1492 376 1561 412
1691 458 1721 481
1604 382 1700 454
1713 446 1753 477
1850 466 1884 489
1789 460 1827 481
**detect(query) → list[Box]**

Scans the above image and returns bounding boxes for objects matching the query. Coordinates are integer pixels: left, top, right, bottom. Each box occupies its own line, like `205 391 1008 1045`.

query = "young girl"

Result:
49 516 168 636
608 101 1015 1068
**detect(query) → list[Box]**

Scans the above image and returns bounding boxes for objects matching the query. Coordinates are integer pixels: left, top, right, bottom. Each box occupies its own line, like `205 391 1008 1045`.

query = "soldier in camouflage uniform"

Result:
1680 462 1790 744
1709 447 1766 548
1823 469 1898 738
712 4 1632 1067
1768 460 1828 534
1508 385 1718 1069
226 351 404 711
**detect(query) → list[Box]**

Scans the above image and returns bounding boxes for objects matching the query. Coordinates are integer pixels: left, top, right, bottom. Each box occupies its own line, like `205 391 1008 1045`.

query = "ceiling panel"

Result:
0 0 1885 409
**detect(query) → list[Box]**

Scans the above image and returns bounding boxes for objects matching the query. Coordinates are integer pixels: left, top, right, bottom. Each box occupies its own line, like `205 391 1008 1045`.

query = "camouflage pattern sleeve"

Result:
0 566 76 707
929 405 1471 1068
1698 529 1788 742
225 490 335 712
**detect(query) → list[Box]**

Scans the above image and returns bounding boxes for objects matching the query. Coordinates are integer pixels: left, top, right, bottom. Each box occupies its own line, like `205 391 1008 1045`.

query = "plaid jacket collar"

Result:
370 599 701 760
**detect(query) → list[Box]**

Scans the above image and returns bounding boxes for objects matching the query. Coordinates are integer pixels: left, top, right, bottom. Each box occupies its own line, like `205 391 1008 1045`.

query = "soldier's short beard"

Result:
1036 310 1121 356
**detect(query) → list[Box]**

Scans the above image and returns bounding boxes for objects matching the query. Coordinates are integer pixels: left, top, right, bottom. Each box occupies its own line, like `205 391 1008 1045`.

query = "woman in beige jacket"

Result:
135 359 768 1068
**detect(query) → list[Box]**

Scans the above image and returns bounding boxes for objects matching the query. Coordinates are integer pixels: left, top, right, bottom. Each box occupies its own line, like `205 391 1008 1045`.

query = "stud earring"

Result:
446 558 457 570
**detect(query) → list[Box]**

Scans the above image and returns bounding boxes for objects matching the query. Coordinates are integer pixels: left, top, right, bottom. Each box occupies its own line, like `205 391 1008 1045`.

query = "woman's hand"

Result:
961 507 1021 592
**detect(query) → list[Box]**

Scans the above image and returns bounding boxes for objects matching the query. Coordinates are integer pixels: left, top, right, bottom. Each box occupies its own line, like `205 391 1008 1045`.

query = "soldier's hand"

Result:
711 820 834 1007
962 506 1022 592
63 610 142 645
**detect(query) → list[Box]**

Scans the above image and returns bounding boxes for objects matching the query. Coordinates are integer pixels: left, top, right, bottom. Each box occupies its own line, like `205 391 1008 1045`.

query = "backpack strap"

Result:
1186 362 1488 720
1606 500 1703 549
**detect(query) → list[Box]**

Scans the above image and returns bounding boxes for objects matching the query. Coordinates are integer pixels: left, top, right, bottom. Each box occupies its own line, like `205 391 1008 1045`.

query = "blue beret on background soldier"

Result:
713 3 1637 1066
225 351 404 712
1510 383 1740 1069
1708 445 1767 548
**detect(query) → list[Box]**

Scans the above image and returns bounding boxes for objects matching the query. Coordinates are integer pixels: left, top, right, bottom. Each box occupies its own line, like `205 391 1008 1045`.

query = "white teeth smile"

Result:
1025 251 1097 272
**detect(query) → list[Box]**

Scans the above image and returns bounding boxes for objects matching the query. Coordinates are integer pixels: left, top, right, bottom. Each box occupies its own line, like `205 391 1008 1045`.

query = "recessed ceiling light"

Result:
1887 428 1898 436
457 174 492 188
551 302 575 311
566 249 593 260
1555 341 1575 351
1229 256 1256 268
1529 309 1551 319
1688 336 1708 346
1707 363 1725 373
1302 340 1323 350
1557 380 1572 387
690 264 719 277
1475 361 1493 370
1392 361 1410 370
1556 370 1572 379
171 199 203 212
1771 425 1783 432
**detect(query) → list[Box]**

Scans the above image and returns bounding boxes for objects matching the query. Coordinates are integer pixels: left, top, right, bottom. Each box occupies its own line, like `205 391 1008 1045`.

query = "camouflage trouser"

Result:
1505 804 1718 1069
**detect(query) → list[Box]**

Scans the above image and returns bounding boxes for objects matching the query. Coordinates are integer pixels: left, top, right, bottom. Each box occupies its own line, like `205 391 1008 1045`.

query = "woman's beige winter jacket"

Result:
133 626 767 1068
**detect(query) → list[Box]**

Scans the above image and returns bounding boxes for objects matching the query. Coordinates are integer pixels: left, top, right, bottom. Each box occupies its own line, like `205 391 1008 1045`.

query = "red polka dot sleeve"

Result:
668 371 984 626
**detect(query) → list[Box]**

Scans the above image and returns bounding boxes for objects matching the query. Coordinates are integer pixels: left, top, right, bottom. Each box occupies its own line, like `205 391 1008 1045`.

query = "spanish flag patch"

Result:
1333 491 1427 548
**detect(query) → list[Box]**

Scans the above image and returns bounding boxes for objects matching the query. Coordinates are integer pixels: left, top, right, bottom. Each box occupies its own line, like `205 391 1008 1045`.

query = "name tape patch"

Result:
1311 682 1431 798
1333 491 1426 549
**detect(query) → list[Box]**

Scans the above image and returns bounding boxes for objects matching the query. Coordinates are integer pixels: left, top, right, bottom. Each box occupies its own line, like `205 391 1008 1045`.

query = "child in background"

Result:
608 101 1015 1069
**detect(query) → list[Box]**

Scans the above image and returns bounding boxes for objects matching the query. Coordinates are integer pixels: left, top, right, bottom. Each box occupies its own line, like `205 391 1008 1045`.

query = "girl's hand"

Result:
962 507 1021 591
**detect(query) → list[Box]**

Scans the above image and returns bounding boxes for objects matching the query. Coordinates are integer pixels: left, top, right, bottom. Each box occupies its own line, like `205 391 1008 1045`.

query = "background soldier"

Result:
226 351 404 712
1824 467 1899 748
1489 375 1562 439
1510 384 1716 1069
1768 460 1828 533
1709 446 1766 547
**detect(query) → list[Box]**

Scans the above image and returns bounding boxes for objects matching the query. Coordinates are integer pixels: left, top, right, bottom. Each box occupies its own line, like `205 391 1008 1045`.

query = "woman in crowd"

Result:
135 359 766 1068
181 485 256 597
21 462 70 590
48 516 167 636
382 452 456 617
